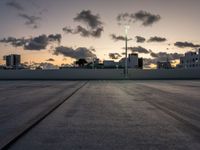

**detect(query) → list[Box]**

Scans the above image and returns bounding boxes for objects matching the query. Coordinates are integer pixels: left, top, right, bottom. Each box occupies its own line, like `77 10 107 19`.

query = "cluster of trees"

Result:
75 59 88 67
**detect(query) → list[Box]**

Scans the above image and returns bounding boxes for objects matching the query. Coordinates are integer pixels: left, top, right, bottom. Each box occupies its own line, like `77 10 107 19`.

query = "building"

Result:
180 49 200 69
138 58 143 69
119 53 143 69
103 60 118 68
0 65 6 70
157 61 172 69
4 54 21 67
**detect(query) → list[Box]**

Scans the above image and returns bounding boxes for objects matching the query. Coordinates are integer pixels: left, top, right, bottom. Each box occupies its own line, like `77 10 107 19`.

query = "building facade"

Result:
119 53 141 69
4 54 21 67
180 49 200 69
103 60 118 68
157 61 172 69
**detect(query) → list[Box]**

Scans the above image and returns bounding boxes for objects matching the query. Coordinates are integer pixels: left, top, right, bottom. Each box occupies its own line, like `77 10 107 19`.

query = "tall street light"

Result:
124 25 130 78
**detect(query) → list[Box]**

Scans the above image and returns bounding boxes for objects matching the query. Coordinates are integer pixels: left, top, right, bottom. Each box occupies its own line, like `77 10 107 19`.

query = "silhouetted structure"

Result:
138 58 143 69
179 49 200 68
119 53 143 69
103 60 118 68
157 59 172 69
5 54 21 67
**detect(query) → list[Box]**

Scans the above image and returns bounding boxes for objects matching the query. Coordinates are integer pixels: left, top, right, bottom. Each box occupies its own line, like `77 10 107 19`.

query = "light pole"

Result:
124 25 130 78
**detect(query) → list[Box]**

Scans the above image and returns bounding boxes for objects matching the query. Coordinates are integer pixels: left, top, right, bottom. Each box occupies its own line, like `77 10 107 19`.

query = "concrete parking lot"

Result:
0 80 200 150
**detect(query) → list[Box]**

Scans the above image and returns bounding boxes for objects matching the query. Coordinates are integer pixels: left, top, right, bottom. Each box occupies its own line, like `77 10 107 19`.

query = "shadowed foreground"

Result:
0 80 200 150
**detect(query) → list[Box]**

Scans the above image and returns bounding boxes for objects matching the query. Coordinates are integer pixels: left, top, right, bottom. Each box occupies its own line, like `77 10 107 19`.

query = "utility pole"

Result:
124 25 129 78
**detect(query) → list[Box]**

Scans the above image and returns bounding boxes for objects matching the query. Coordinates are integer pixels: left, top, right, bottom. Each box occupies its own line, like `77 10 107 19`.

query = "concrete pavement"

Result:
0 81 85 148
0 81 200 149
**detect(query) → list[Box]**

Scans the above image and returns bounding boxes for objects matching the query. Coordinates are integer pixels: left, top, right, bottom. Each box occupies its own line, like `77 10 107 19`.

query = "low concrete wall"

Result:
128 69 200 80
0 68 200 80
0 69 124 80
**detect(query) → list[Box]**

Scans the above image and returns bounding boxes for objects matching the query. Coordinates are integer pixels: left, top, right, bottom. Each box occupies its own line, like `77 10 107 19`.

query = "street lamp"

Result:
124 25 130 78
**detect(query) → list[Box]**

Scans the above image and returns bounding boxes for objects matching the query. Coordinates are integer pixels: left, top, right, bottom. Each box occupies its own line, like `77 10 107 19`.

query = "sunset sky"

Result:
0 0 200 68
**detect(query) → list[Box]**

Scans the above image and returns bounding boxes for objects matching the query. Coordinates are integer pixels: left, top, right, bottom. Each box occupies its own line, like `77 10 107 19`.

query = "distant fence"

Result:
0 69 200 80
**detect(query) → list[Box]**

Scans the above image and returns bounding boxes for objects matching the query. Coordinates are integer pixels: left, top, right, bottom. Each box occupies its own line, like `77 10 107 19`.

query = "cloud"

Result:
127 46 150 54
110 34 132 42
48 34 62 43
150 52 159 57
148 36 167 42
117 10 161 26
143 58 157 68
174 42 200 48
54 46 96 60
0 37 28 47
133 11 161 26
25 34 62 50
91 27 104 38
6 1 24 11
151 52 183 60
74 10 103 29
109 53 122 59
19 13 41 29
39 62 59 70
110 34 126 41
74 26 91 37
63 26 74 34
63 25 103 38
24 35 48 50
135 36 146 43
46 58 55 62
117 13 130 22
0 34 62 50
63 10 104 38
144 52 183 68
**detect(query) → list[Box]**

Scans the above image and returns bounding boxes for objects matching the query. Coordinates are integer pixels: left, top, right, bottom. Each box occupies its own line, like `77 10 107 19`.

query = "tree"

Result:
75 59 88 67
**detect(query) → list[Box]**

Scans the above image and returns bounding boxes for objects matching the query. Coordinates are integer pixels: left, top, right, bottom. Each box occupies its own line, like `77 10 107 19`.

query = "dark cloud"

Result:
63 25 103 38
89 47 96 52
54 46 96 60
19 13 41 29
24 35 48 50
0 37 28 47
135 36 146 43
148 36 167 42
144 52 183 67
48 34 62 43
46 58 55 62
63 10 104 38
0 34 62 50
109 53 122 60
91 27 104 38
117 10 161 26
74 10 103 29
128 46 150 54
143 58 157 68
174 42 200 48
110 34 132 42
151 52 183 61
117 13 130 22
75 26 91 37
133 11 161 26
150 52 159 58
110 34 126 41
6 1 24 11
63 26 74 34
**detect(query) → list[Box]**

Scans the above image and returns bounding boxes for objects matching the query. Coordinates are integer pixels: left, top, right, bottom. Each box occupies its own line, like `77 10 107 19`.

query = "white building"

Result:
119 53 139 68
180 49 200 69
